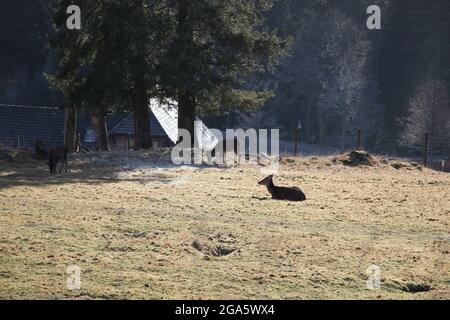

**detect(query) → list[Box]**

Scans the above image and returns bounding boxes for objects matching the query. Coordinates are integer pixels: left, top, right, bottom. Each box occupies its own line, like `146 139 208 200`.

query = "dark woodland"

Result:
0 0 449 153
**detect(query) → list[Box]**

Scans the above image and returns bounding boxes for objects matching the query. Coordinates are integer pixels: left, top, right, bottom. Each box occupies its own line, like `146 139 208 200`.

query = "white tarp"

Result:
149 98 219 150
149 98 178 144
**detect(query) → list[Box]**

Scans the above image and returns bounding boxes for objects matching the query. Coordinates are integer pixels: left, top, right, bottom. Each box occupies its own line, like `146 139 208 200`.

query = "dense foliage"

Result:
1 0 449 149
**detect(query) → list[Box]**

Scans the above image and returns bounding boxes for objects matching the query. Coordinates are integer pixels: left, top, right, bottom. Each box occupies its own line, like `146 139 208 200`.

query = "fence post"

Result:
356 129 362 150
294 120 302 156
76 133 81 153
423 132 429 167
17 135 24 149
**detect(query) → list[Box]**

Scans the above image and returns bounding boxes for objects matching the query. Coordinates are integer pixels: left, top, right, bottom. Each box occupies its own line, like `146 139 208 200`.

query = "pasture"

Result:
0 151 448 299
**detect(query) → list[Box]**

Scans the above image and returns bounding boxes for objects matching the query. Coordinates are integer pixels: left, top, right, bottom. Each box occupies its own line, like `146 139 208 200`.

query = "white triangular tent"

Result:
149 98 219 150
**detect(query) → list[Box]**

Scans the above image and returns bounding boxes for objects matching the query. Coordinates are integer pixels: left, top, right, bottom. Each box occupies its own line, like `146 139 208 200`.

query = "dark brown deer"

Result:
258 175 306 202
210 137 252 163
35 139 48 160
48 146 69 174
211 137 240 158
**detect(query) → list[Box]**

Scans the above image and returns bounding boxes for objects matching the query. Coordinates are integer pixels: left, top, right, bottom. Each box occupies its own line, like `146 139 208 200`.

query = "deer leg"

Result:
205 150 213 165
236 139 241 165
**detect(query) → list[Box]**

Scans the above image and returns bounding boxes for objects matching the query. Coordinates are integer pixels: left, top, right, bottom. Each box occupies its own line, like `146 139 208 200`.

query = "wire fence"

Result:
364 136 449 159
2 130 449 172
287 129 450 171
348 131 449 160
0 134 28 149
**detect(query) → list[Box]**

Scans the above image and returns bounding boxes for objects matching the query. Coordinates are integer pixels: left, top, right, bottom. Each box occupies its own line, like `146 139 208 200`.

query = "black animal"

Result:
47 146 69 174
211 137 240 158
35 139 49 160
209 137 252 163
258 175 306 202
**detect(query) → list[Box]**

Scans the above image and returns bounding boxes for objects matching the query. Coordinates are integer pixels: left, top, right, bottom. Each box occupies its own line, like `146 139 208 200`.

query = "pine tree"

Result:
48 0 167 150
47 0 88 152
79 0 163 150
156 0 288 144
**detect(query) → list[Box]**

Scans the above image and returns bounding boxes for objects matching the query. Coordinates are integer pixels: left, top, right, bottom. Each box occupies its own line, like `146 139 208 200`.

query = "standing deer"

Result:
209 137 251 164
210 137 240 158
35 139 48 160
47 146 69 174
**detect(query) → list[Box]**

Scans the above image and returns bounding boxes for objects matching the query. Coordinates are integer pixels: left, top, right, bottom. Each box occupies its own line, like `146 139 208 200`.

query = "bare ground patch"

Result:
0 151 449 299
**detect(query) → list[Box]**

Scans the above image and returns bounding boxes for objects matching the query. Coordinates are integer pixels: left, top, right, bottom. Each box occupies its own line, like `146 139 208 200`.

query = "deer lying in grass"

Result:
258 175 306 202
48 146 69 174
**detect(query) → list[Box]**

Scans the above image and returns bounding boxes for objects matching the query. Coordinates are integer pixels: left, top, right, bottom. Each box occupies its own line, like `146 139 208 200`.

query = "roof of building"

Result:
0 104 168 149
109 112 166 137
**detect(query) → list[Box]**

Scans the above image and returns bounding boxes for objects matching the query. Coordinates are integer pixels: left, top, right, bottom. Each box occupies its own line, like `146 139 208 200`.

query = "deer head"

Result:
258 175 273 186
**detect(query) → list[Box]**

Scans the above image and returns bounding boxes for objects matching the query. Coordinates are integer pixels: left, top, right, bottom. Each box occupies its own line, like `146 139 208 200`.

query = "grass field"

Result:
0 150 449 299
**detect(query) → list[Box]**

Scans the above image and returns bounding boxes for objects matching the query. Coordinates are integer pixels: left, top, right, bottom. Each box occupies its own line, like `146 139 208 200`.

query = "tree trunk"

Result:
176 0 196 147
64 104 77 152
318 113 327 145
341 117 346 153
91 111 110 152
177 90 196 146
133 14 152 150
134 104 152 150
306 101 312 142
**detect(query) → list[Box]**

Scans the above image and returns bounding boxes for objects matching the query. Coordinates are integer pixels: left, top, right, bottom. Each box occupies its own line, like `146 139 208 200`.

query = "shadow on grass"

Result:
0 158 175 190
0 153 234 190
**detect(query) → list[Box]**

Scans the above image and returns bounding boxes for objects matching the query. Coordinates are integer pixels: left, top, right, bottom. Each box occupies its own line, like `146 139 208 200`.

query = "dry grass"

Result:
0 151 449 300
